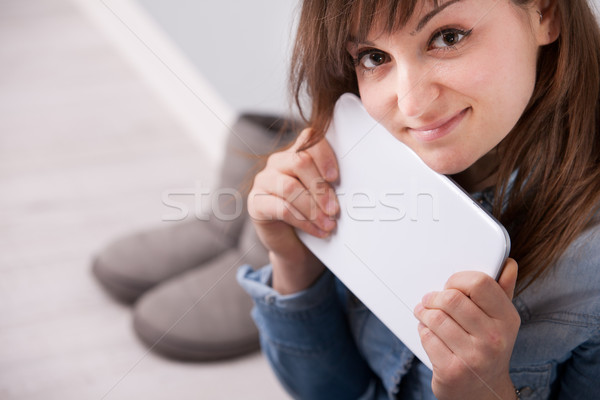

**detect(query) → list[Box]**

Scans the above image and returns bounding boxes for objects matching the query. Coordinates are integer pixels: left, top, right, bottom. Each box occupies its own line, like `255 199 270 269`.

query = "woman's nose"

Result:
394 63 440 119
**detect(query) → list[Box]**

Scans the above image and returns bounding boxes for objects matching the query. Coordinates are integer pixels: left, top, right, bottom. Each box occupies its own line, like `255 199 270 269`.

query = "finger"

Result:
268 150 338 217
414 302 471 352
291 150 338 215
290 127 313 151
303 136 339 183
417 322 455 368
421 289 489 336
291 129 339 210
444 271 514 320
253 169 336 232
252 170 336 233
248 190 328 239
292 129 339 183
497 258 518 301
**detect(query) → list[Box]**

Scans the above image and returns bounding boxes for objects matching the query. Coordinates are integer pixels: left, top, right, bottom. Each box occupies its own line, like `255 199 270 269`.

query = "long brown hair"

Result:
290 0 600 291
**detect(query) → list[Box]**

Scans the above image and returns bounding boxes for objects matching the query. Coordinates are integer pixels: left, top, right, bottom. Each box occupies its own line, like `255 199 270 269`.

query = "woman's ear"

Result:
533 0 561 45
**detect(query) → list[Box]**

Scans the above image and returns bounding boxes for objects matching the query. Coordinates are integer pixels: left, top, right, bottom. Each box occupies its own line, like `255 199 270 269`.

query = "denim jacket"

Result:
238 188 600 400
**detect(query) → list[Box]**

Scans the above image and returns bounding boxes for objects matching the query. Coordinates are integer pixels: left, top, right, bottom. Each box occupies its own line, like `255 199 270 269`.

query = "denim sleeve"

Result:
237 264 374 400
557 332 600 400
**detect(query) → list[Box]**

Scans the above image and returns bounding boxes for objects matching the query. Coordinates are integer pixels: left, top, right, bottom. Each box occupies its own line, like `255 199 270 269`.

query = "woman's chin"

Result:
421 155 471 177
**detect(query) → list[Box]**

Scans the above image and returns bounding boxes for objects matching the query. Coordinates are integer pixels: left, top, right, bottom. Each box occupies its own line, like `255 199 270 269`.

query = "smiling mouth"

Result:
408 108 469 142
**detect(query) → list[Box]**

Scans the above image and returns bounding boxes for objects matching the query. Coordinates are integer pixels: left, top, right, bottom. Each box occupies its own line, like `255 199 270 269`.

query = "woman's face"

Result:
347 0 548 177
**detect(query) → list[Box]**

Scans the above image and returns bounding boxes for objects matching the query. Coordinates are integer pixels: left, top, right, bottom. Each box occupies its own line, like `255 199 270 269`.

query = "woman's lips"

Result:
408 108 469 143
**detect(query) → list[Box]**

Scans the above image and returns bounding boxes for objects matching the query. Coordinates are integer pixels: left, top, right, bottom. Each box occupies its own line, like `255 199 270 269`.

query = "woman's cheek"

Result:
358 79 395 123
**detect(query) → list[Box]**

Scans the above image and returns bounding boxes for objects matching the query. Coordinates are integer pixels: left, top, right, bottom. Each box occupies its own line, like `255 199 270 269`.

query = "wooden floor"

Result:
0 1 288 399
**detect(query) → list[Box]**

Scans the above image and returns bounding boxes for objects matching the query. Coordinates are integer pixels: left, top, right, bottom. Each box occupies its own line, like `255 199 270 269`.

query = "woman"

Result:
238 0 600 398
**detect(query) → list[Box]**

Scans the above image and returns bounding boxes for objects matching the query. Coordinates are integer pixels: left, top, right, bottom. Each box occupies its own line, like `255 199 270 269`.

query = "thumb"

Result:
498 258 518 300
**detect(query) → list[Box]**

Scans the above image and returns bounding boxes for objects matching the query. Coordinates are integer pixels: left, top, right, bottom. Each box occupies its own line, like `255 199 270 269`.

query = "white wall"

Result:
134 0 299 116
594 0 600 15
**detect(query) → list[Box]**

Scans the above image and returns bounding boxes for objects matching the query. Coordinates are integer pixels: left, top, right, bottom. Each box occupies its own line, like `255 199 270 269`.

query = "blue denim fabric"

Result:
238 190 600 400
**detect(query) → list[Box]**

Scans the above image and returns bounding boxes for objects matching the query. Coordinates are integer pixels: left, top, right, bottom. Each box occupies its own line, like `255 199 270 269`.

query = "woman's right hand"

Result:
248 128 340 294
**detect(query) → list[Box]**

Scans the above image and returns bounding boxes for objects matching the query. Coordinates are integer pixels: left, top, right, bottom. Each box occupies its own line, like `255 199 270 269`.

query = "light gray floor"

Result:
0 1 289 399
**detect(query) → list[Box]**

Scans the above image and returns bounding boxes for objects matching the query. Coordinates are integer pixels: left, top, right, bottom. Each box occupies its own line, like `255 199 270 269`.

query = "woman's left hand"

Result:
414 258 521 400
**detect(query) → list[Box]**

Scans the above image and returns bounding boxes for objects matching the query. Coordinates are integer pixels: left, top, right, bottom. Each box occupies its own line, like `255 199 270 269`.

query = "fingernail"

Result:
316 228 328 237
414 302 424 315
322 217 335 230
326 168 337 181
326 199 338 215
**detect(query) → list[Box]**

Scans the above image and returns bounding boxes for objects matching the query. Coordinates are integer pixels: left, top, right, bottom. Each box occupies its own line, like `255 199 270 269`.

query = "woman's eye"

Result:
356 50 389 70
429 28 472 50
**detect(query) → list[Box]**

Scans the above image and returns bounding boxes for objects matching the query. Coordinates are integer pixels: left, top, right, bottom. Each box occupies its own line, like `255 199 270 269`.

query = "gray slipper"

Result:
92 218 237 303
132 221 268 361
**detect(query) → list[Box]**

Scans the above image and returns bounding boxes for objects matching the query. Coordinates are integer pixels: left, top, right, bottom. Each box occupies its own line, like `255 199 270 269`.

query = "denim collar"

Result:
467 170 518 214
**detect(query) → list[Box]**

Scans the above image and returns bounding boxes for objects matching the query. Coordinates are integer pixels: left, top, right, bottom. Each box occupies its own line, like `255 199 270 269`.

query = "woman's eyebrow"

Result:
347 0 464 45
412 0 462 34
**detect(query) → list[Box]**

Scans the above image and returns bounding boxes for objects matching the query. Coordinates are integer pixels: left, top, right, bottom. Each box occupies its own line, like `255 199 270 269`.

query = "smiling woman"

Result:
347 0 543 183
238 0 600 399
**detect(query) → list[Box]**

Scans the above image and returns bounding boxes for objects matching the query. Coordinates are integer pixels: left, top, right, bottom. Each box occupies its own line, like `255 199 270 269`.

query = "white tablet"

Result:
297 93 510 370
